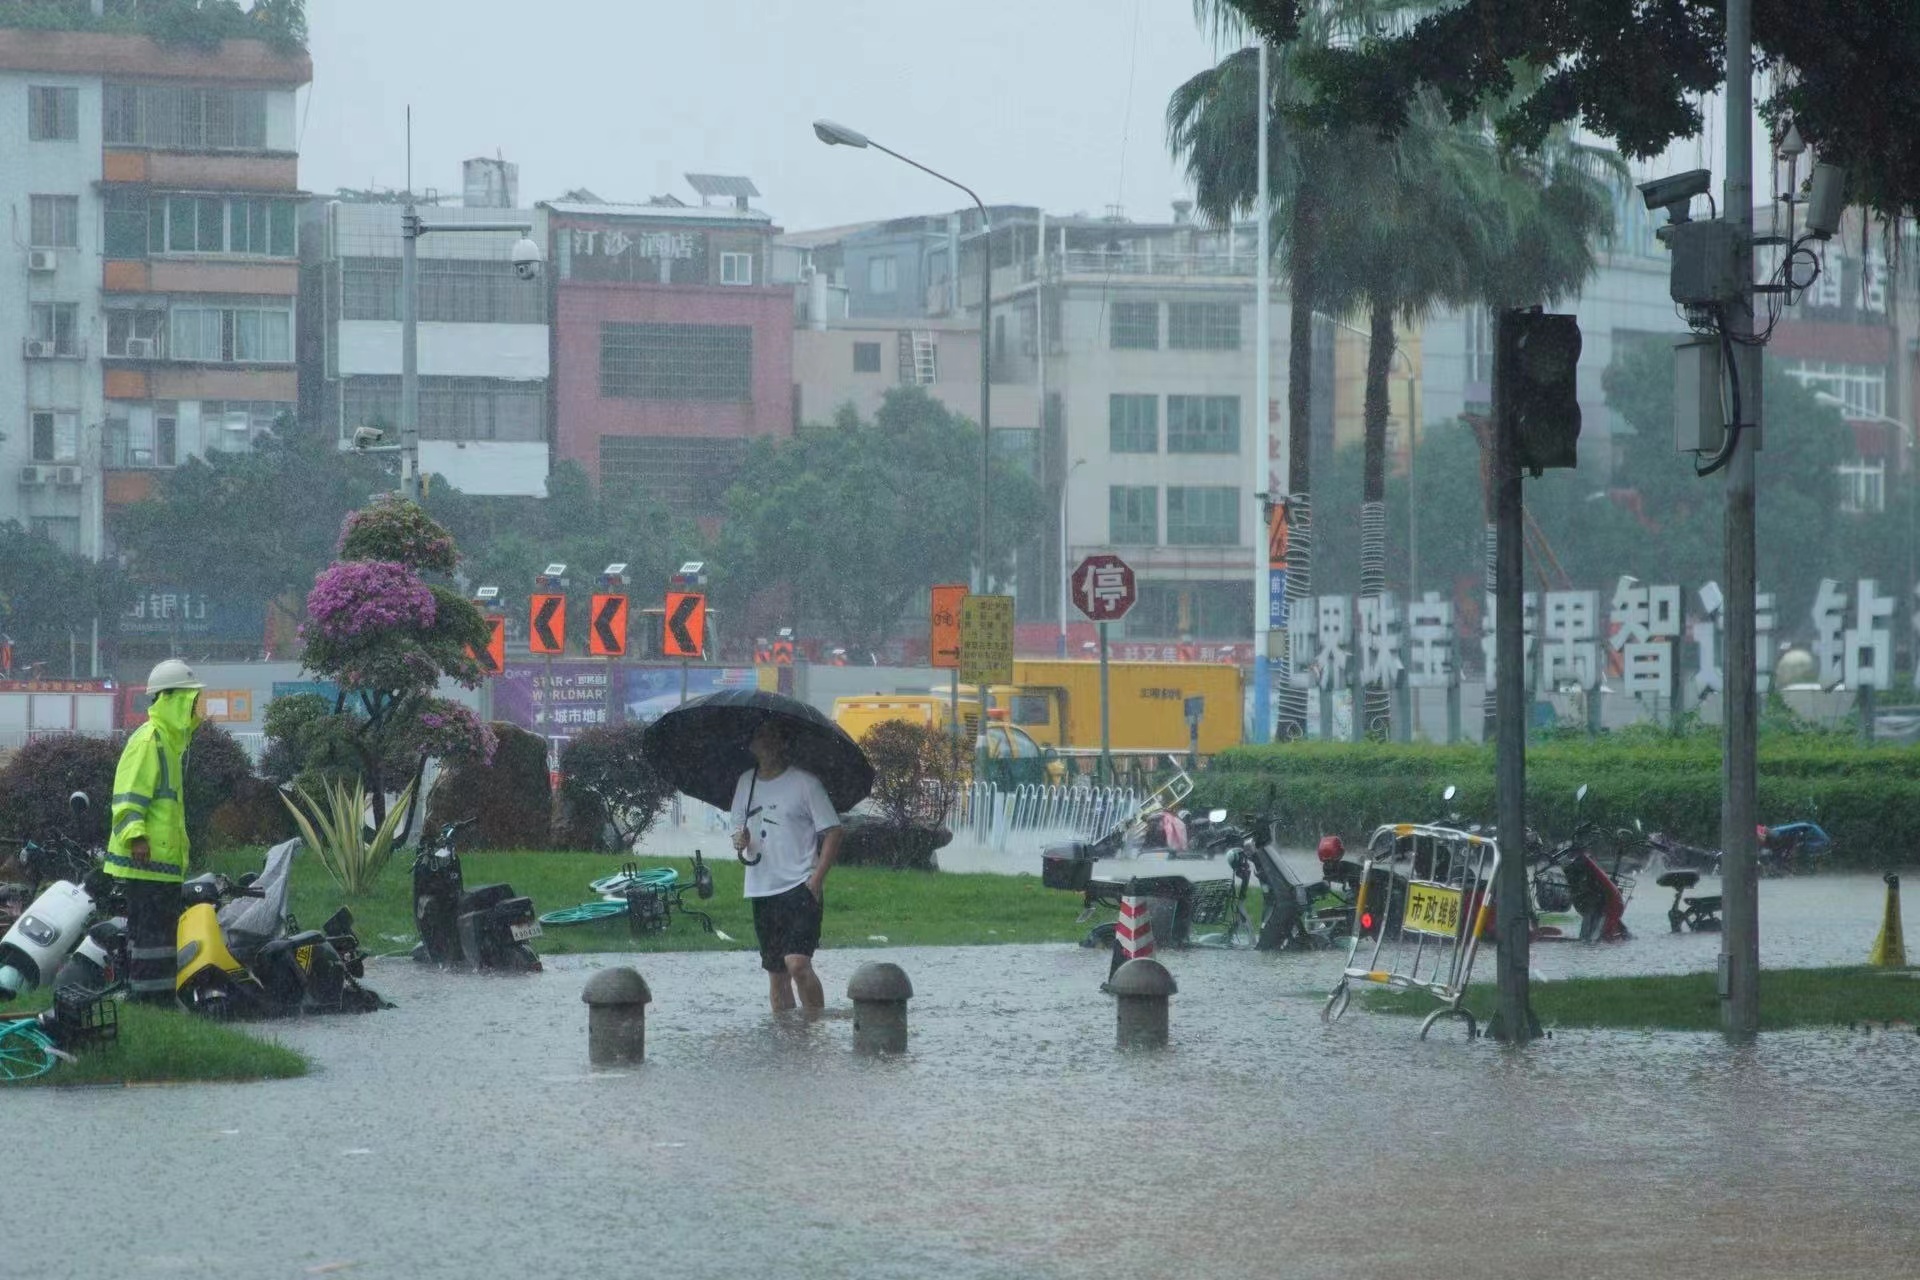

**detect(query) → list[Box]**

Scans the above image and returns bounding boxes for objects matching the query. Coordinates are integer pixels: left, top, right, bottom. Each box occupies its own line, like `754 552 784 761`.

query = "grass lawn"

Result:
205 847 1113 958
1360 966 1920 1032
5 992 307 1088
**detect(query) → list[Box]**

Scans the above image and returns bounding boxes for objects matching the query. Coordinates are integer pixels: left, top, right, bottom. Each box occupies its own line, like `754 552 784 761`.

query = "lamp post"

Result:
814 120 991 593
398 207 545 502
1058 457 1088 656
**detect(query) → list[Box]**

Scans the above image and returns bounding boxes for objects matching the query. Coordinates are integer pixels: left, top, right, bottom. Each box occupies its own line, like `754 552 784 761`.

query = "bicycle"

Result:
1 986 120 1084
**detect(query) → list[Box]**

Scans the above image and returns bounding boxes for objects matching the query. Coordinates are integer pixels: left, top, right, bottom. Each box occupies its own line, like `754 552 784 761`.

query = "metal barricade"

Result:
1322 823 1500 1039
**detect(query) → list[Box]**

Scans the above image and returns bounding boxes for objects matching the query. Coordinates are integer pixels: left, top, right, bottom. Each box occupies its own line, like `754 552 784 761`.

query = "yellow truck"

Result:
831 661 1243 757
830 693 1062 787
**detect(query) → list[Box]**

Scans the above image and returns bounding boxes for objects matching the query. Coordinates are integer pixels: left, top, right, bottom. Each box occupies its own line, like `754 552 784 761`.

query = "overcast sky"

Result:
300 0 1227 230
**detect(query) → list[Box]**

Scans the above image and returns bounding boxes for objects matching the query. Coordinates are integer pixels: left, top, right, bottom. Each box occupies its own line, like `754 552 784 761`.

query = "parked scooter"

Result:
1759 821 1831 877
1541 787 1637 944
412 818 542 972
1646 830 1722 875
176 839 385 1018
1179 808 1247 859
0 794 123 1002
1656 870 1723 932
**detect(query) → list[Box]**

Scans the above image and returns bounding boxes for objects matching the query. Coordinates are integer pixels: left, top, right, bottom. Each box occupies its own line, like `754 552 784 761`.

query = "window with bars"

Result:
104 308 168 358
1839 458 1887 513
138 194 297 258
31 411 80 463
1109 394 1159 453
1786 360 1888 419
599 436 748 514
1109 485 1158 544
1166 486 1239 545
29 86 79 141
600 323 753 401
103 84 268 150
1110 301 1159 350
168 301 293 363
30 195 78 247
1168 301 1240 350
103 405 181 468
1166 395 1240 453
341 377 545 443
30 303 79 356
339 258 545 324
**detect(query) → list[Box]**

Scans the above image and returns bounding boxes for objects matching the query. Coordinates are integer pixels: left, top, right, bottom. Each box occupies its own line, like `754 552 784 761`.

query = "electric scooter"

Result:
412 818 541 972
1656 870 1723 932
0 794 122 1002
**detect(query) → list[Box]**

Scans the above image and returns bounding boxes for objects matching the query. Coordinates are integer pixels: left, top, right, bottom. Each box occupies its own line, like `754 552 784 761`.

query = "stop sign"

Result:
1072 554 1137 622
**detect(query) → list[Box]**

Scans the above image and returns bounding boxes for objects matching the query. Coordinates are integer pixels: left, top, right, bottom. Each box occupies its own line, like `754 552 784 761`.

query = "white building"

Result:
299 177 551 498
0 25 310 558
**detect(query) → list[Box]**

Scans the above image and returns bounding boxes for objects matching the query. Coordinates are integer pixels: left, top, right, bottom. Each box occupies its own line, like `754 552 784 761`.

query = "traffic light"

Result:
1498 310 1582 475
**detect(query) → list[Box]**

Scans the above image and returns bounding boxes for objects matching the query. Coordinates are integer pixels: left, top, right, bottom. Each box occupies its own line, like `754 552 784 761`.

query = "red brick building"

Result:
542 180 793 515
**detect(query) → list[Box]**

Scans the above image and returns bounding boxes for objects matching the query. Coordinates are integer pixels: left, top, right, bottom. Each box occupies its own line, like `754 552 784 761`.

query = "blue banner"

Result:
1269 569 1287 628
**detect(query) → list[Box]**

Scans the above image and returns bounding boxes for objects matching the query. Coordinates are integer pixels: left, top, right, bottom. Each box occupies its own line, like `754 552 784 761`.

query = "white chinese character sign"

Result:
1482 592 1538 690
1690 582 1774 699
1540 590 1601 690
1289 596 1352 691
1812 578 1848 688
1358 594 1404 689
1844 578 1893 689
1609 577 1681 699
1406 593 1456 689
1070 555 1137 623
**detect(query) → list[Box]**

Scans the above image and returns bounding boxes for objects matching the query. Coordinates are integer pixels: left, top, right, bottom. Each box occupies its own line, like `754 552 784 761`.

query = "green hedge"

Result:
1192 737 1920 868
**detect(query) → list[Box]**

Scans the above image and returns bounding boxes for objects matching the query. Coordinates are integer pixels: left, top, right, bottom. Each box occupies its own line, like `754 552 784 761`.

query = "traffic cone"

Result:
1869 873 1907 968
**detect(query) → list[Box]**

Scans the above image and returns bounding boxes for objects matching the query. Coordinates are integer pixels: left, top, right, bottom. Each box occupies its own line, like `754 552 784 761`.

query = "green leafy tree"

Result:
715 388 1047 653
0 523 129 675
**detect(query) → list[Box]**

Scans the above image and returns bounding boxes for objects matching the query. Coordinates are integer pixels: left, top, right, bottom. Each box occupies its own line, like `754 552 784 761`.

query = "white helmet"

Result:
146 658 204 694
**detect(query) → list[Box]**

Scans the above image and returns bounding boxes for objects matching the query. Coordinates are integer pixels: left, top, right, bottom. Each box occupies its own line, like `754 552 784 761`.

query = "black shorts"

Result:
751 883 823 972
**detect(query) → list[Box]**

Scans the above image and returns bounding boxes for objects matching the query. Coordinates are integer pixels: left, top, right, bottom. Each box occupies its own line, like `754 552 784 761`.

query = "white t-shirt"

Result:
730 766 841 898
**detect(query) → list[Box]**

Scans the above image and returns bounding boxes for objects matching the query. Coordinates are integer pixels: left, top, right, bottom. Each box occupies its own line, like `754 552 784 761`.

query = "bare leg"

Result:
786 955 824 1011
767 969 797 1013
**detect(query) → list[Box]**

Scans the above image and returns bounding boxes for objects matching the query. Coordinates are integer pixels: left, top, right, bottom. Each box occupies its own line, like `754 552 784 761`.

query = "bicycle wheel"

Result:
538 900 630 926
0 1021 58 1082
588 868 678 896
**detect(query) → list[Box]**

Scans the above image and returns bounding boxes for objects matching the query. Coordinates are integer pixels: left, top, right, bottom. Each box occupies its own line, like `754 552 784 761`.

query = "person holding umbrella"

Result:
731 718 843 1011
641 690 873 1013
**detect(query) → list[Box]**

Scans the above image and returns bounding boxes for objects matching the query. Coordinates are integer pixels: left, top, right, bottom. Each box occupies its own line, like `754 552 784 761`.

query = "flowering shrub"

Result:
408 698 497 766
336 496 459 574
305 560 436 643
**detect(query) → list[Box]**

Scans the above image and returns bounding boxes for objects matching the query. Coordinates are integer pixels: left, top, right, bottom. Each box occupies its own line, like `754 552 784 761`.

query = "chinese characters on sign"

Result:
960 595 1015 686
1609 578 1681 699
1407 593 1457 689
1357 594 1404 689
1540 590 1601 691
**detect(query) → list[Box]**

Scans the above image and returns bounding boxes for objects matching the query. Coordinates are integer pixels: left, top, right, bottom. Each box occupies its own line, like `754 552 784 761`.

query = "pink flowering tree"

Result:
299 497 493 834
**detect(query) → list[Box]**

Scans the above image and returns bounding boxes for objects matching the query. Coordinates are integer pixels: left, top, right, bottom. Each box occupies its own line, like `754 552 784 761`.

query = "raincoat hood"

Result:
148 688 203 743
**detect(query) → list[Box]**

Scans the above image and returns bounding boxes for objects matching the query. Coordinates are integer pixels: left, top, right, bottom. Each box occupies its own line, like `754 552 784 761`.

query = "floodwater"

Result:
12 870 1920 1280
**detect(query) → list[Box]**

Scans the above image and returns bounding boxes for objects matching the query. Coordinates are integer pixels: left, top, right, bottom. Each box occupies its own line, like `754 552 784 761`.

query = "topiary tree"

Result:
553 725 676 851
296 496 494 840
423 722 551 850
837 720 959 871
0 733 121 851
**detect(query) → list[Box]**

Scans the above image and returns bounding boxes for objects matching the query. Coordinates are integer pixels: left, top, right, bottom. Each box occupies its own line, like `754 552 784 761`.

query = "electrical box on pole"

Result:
1674 337 1726 455
1498 310 1583 476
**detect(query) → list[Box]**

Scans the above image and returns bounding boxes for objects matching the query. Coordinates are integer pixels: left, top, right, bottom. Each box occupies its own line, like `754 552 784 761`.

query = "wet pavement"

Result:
13 869 1920 1280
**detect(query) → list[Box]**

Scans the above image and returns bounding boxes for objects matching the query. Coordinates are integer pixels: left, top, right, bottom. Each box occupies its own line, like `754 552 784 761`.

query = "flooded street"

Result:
15 870 1920 1280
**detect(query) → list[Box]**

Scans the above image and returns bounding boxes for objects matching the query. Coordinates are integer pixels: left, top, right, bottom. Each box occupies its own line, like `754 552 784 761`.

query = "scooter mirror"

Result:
68 791 89 818
1208 809 1228 824
1576 783 1590 803
1442 785 1457 803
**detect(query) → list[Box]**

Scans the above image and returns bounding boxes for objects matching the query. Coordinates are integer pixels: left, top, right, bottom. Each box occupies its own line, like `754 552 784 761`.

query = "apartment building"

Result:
299 160 551 497
0 24 310 560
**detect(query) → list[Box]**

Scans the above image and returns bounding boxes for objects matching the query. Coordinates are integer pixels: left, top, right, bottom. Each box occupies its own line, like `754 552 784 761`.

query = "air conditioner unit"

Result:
18 465 45 486
124 337 156 359
54 466 80 487
23 339 55 359
27 249 57 274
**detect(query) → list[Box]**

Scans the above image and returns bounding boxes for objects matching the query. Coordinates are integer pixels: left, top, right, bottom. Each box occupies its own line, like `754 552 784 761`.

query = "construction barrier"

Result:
1869 873 1907 968
1321 823 1502 1039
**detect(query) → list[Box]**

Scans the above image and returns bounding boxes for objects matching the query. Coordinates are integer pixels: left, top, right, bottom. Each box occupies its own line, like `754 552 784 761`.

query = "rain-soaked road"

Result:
14 873 1920 1280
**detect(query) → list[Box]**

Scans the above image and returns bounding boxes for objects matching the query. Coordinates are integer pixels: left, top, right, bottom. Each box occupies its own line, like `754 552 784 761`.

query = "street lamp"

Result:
814 119 992 594
398 205 545 503
1058 457 1088 656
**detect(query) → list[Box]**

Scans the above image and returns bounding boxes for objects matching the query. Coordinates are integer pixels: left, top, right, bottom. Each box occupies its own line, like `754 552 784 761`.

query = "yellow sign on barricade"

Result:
1322 823 1501 1039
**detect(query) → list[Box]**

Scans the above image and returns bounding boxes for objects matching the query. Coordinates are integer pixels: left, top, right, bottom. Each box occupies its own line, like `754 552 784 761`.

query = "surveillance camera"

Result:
1638 169 1713 221
511 236 545 281
352 425 384 449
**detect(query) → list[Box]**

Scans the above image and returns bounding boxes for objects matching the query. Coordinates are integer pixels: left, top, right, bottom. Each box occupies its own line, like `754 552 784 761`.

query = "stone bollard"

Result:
1110 957 1177 1050
582 967 651 1066
847 962 913 1054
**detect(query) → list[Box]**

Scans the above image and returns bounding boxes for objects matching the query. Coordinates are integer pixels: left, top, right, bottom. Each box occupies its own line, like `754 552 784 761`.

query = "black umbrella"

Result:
640 689 875 815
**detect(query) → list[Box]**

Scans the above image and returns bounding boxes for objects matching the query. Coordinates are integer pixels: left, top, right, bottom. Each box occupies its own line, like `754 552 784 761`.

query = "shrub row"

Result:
1193 739 1920 869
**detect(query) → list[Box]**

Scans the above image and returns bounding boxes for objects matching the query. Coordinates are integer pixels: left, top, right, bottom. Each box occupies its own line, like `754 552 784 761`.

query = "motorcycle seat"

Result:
1656 871 1701 891
458 883 519 914
1687 894 1723 913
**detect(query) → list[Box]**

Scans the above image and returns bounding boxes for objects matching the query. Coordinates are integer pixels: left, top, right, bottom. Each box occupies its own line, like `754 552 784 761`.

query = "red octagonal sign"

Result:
1072 553 1137 622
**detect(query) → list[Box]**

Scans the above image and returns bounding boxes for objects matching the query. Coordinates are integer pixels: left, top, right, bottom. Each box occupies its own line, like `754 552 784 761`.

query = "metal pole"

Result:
1407 364 1419 740
1720 0 1761 1042
1099 621 1112 785
1492 310 1536 1045
976 221 993 785
1252 39 1274 744
400 201 420 503
1058 469 1069 658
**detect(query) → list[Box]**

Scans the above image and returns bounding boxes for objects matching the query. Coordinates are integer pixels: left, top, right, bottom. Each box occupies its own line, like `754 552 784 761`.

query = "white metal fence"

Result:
948 783 1140 851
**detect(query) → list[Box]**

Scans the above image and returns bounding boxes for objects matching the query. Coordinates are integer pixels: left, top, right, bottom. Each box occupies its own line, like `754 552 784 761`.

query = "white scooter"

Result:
0 794 120 1002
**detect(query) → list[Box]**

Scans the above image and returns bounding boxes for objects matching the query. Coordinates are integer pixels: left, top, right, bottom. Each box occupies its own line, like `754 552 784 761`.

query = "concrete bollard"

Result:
847 962 913 1054
582 967 651 1066
1110 957 1177 1050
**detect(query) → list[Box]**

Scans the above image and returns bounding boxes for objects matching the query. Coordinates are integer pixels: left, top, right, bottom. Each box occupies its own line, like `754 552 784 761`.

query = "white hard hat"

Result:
146 658 204 694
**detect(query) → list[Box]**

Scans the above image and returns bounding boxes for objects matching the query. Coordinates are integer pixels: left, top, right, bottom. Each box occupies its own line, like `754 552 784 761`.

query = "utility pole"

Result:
1490 310 1536 1045
1252 39 1274 744
1720 0 1762 1040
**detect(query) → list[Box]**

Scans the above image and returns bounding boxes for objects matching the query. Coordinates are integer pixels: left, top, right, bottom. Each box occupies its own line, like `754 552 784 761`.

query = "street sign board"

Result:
1071 554 1137 622
480 615 506 674
663 591 706 659
529 594 566 655
929 583 967 670
959 594 1014 686
589 593 628 657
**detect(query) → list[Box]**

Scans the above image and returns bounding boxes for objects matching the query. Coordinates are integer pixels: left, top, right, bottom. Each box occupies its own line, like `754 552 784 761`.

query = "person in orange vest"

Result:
106 659 204 1004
